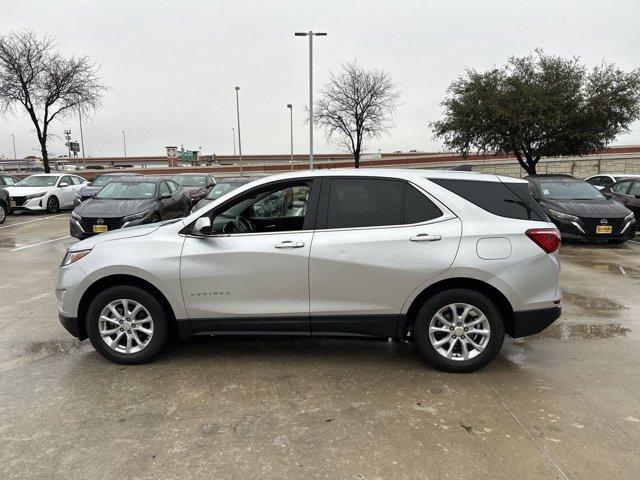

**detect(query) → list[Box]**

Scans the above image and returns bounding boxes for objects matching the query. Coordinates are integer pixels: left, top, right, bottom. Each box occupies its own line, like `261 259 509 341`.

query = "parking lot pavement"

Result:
0 215 639 480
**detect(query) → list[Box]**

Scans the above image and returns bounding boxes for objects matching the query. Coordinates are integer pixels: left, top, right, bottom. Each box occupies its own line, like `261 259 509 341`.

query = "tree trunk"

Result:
40 139 50 173
513 149 536 176
353 150 360 168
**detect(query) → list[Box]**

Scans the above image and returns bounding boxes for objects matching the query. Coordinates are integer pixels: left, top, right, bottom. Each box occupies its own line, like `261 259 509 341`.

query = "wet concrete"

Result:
1 215 639 479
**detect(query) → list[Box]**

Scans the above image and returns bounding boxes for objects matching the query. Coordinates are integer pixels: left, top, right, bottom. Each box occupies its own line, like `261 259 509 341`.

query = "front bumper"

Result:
69 214 151 239
58 313 86 340
549 216 635 241
509 306 561 338
10 197 46 211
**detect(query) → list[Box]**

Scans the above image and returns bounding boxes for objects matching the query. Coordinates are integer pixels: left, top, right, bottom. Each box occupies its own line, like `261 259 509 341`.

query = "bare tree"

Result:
0 31 106 173
315 62 399 168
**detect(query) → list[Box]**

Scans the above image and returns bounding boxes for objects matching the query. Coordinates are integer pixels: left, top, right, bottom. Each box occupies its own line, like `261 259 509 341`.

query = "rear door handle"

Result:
410 234 442 242
274 241 305 249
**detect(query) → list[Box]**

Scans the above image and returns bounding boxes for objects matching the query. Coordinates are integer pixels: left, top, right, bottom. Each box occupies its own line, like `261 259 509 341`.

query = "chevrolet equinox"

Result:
56 169 562 372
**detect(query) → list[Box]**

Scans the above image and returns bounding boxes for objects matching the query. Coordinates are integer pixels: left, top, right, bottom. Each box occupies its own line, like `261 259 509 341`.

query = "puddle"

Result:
25 339 90 356
562 292 627 313
540 322 631 340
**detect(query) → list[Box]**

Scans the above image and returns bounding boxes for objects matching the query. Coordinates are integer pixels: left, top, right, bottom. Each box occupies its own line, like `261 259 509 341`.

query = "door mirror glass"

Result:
194 216 212 235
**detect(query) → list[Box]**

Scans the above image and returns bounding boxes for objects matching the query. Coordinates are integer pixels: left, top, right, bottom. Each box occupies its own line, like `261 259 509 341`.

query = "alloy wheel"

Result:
98 299 154 354
428 303 491 361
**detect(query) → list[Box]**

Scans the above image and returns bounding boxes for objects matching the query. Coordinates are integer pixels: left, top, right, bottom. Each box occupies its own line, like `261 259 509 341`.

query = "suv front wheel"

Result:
86 286 169 364
413 289 505 373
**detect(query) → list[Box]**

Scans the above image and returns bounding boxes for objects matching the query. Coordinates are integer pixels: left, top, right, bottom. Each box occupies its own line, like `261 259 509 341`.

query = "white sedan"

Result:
5 173 88 214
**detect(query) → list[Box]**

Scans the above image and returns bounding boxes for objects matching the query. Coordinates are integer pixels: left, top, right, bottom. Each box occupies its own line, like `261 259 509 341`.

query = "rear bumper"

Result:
58 313 86 340
509 306 561 338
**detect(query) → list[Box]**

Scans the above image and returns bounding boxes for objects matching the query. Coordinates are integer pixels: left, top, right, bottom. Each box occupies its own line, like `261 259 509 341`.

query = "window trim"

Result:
315 176 454 232
180 178 321 238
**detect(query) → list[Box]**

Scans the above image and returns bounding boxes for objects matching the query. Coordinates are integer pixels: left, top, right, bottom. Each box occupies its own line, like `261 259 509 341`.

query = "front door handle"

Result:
410 234 442 242
274 241 305 249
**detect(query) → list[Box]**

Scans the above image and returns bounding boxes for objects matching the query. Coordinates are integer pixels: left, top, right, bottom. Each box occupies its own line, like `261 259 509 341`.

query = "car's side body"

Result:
586 174 640 191
57 169 561 347
605 179 640 229
0 187 9 223
5 173 87 213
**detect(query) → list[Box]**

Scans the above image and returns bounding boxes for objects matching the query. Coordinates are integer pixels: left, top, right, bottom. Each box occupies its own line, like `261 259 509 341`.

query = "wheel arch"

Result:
400 277 516 338
77 274 179 340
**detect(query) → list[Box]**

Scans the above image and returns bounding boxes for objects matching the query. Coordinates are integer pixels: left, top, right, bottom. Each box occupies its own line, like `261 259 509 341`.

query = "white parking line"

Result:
10 236 71 251
629 240 640 245
0 213 68 229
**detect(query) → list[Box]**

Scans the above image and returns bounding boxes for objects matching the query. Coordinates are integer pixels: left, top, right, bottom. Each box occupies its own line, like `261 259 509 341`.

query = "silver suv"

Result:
56 169 562 372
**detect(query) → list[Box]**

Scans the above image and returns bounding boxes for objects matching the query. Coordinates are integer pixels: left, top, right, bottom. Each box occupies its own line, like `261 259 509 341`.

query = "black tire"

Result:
46 195 59 214
413 289 505 373
86 285 169 364
0 201 6 224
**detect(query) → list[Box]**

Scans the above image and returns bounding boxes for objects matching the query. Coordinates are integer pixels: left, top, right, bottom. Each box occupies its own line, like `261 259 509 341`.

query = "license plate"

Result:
596 225 612 234
92 225 108 233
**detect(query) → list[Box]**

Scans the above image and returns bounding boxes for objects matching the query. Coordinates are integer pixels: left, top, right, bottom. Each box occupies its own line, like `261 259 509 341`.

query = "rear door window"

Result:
430 178 546 221
326 178 403 229
403 184 443 224
629 181 640 197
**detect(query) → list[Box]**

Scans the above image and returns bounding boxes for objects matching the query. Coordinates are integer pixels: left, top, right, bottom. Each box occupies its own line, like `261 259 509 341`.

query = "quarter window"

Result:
326 179 403 229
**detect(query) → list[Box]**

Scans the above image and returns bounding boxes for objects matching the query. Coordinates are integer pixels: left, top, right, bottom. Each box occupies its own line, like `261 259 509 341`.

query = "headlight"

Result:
123 210 150 223
548 209 579 222
26 192 46 200
61 249 91 267
71 210 81 220
625 212 635 222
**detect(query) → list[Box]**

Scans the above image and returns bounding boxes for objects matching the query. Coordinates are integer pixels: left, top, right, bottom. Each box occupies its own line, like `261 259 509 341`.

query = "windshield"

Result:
92 175 122 187
206 182 240 199
96 182 157 199
172 175 206 187
15 176 58 187
539 181 604 200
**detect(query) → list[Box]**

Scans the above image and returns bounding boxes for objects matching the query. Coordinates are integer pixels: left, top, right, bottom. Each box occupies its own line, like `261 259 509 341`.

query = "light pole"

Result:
232 127 236 156
235 86 243 176
287 104 294 170
78 107 86 168
294 30 327 170
11 134 18 171
122 130 127 158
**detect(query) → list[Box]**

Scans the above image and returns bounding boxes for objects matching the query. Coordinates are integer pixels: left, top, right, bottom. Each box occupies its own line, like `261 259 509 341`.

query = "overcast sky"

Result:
1 0 639 159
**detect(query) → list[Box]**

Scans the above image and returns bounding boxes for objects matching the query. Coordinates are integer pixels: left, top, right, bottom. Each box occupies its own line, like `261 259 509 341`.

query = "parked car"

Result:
0 174 20 186
604 178 640 229
57 169 562 372
0 187 9 224
586 173 640 191
5 173 88 213
74 172 142 207
193 177 257 211
70 176 191 239
170 174 217 204
526 174 635 243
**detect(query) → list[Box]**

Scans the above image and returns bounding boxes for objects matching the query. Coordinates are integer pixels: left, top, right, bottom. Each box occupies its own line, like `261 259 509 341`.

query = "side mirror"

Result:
160 194 171 199
193 216 212 235
635 194 640 199
87 182 93 186
604 192 613 199
59 182 69 187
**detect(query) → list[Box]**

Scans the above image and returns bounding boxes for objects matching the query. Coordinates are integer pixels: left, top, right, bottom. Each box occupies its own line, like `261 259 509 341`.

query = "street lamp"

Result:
294 30 327 170
11 134 18 171
235 86 243 176
232 127 236 156
122 130 127 158
287 104 294 170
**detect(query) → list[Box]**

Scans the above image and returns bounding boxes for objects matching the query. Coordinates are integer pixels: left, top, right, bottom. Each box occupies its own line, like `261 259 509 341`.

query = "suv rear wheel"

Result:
86 286 169 364
413 289 505 373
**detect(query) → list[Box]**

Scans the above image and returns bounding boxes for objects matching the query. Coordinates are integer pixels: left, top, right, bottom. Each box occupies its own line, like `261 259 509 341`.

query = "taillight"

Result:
526 228 561 253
